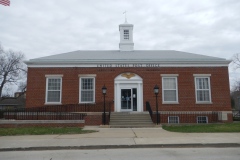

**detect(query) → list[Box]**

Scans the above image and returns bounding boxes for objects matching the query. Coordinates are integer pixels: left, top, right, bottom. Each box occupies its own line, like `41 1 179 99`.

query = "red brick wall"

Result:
26 67 231 112
151 112 222 123
226 113 233 122
84 113 110 125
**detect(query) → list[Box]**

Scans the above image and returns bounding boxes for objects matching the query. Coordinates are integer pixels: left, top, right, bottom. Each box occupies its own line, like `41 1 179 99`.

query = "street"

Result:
0 148 239 160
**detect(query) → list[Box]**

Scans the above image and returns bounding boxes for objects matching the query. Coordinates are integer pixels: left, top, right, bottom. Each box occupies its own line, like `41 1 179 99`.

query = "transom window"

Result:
197 116 208 123
195 76 211 103
168 116 179 124
45 75 62 104
162 76 178 103
79 75 96 103
124 30 129 40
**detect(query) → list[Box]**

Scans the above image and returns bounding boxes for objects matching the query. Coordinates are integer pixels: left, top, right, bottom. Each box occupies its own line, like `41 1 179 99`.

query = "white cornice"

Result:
27 64 230 68
25 59 230 68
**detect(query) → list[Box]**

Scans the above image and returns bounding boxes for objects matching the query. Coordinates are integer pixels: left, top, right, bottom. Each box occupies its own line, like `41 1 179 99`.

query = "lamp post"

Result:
102 85 107 125
154 84 159 125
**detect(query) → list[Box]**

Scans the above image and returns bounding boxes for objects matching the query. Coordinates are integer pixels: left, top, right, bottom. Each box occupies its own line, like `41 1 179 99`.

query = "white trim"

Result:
45 76 62 104
196 102 212 104
45 74 63 77
78 74 96 77
161 74 179 77
26 61 230 68
44 102 62 105
194 76 212 103
27 64 230 68
114 73 143 112
79 76 96 103
163 102 179 104
162 77 179 104
193 74 211 77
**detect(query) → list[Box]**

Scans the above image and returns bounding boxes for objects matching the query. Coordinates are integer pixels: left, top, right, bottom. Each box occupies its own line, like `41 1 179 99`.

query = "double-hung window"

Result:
45 75 63 104
124 30 129 40
79 74 96 103
161 74 178 103
194 74 211 103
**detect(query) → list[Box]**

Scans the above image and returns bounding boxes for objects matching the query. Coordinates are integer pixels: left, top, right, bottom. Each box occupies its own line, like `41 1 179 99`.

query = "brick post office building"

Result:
25 22 232 125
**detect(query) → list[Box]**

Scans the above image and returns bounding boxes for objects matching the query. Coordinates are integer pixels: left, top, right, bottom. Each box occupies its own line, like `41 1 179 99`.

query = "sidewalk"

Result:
0 126 240 151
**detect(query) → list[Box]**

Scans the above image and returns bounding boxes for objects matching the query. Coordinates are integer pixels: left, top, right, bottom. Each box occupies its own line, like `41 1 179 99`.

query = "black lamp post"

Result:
154 84 159 125
102 85 107 125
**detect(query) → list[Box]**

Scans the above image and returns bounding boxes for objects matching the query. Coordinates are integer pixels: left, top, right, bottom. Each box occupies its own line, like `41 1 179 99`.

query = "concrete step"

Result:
110 121 152 123
110 119 152 122
110 112 154 128
110 118 152 121
110 116 151 119
110 123 153 126
110 124 156 128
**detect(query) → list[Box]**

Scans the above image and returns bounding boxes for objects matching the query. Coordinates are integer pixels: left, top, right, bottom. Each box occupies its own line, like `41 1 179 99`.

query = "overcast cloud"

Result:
1 0 240 89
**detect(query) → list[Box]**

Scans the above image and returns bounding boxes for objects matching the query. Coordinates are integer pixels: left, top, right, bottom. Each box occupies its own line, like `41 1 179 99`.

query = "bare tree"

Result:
231 80 240 92
232 53 240 69
18 80 27 94
0 43 26 97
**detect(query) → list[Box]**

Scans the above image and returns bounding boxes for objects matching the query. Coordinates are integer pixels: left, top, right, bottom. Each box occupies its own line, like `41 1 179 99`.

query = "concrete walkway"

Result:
0 126 240 150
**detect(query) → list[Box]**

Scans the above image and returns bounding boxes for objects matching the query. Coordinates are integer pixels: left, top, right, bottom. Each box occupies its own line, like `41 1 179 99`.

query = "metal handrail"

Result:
146 101 153 119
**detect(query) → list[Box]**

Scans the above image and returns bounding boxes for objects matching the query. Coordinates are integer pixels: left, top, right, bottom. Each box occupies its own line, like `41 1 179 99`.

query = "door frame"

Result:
114 73 143 112
120 88 133 112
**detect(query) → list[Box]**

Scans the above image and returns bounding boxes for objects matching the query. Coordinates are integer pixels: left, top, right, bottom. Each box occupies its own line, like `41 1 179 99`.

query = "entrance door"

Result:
121 89 132 110
132 88 137 111
121 88 137 111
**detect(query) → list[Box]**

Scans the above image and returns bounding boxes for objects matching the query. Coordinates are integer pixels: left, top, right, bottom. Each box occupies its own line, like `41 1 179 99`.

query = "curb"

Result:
1 143 240 152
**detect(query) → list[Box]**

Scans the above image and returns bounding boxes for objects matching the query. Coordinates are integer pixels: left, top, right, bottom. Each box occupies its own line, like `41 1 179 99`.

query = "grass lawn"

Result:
162 123 240 133
0 127 97 136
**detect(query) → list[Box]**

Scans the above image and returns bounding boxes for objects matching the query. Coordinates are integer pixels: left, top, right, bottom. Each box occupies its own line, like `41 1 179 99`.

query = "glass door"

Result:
132 88 137 111
121 89 132 110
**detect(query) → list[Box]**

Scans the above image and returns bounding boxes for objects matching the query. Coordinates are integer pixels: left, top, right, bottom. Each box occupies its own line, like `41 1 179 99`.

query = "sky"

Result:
1 0 240 91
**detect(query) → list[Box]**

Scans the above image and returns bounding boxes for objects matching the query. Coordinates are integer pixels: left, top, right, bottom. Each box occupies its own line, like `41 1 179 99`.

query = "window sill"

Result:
196 102 212 104
44 102 62 105
162 102 179 104
79 102 96 104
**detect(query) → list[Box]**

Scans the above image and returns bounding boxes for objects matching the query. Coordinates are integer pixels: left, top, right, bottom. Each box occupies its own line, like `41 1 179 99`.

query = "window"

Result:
194 76 211 103
45 75 62 104
162 76 178 103
79 75 96 103
197 116 208 123
168 116 179 124
124 30 129 40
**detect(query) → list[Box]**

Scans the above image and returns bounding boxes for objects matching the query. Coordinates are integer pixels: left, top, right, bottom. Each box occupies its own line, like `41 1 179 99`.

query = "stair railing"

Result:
146 101 153 120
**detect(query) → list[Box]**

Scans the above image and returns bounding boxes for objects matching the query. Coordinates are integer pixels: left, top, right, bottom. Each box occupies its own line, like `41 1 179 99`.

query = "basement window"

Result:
197 116 208 123
168 116 179 124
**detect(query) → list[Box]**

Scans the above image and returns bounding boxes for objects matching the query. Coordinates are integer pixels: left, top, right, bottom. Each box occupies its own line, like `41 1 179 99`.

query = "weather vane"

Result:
123 10 127 23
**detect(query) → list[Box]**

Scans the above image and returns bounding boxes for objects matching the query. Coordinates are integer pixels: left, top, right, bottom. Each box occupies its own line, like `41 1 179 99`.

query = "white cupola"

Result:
119 22 134 51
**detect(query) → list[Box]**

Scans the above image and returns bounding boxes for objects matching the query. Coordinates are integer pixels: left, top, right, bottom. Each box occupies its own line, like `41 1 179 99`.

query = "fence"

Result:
0 101 112 121
233 110 240 121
